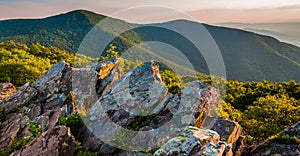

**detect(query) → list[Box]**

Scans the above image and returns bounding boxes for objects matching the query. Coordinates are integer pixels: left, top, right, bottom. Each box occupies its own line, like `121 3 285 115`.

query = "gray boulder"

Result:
154 126 226 156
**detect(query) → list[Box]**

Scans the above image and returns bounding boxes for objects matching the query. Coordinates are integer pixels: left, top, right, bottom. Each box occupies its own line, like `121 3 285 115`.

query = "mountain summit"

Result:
1 10 300 82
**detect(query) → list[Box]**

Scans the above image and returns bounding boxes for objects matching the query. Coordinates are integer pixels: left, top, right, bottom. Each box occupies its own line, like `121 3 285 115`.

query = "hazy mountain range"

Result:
216 22 300 47
1 10 300 82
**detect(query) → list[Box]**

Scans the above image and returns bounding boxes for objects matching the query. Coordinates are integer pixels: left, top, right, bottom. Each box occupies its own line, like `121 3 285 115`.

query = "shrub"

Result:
57 113 84 136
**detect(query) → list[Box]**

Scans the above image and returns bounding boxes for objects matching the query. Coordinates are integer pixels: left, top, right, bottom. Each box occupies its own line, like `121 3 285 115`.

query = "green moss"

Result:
76 150 97 156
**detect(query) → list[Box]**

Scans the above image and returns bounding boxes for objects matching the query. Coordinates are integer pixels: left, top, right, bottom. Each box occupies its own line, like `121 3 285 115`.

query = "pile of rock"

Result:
0 58 246 155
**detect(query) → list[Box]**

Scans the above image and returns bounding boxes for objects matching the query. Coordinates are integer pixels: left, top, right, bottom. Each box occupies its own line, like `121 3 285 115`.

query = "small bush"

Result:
57 113 84 136
28 121 41 137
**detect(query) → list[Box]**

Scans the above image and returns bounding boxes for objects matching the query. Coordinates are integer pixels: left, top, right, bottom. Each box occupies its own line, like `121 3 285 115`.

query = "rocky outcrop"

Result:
11 126 77 156
0 83 16 102
0 58 247 156
0 58 120 155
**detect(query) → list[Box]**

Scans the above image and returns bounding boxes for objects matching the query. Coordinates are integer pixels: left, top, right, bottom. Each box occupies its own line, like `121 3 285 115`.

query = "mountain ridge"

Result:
1 9 300 82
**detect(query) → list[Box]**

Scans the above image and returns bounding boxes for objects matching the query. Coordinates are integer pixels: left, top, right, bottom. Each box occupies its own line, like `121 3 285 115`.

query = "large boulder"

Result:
73 57 120 151
72 56 120 112
32 61 73 114
149 80 219 129
129 80 220 151
83 60 168 151
154 126 226 156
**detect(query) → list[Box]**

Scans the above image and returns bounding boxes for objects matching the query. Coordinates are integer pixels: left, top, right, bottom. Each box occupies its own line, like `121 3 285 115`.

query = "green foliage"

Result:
76 149 97 156
0 41 51 86
28 121 41 137
219 80 300 145
98 44 119 61
57 113 84 136
2 10 300 82
268 134 300 145
118 58 143 74
0 41 96 86
160 70 181 94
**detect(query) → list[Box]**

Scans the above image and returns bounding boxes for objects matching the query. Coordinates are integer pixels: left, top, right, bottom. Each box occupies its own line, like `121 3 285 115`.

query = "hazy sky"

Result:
1 0 300 23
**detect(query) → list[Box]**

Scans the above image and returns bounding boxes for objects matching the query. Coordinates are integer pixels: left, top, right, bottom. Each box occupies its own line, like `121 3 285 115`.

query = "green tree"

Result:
99 44 119 61
160 70 181 94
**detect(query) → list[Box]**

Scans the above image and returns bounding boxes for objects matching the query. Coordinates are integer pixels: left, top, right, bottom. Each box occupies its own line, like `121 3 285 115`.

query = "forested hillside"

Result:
1 10 300 82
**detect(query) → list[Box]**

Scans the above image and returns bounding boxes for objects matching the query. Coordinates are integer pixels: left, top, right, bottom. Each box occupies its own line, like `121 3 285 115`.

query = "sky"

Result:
0 0 300 23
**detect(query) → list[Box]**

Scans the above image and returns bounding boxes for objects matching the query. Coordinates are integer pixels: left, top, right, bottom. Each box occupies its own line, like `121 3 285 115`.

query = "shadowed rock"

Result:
0 113 30 150
12 126 77 156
